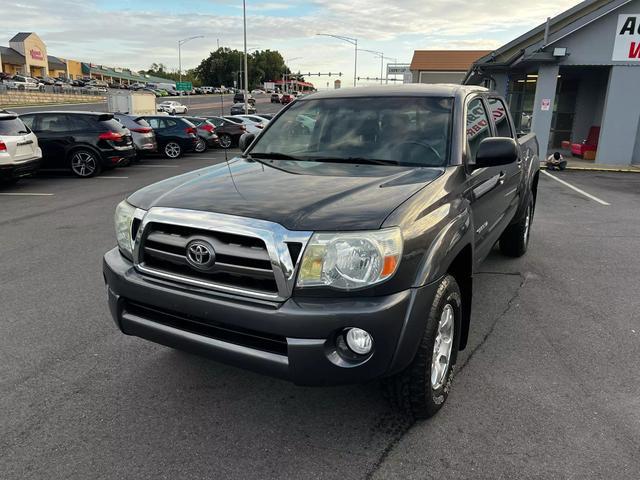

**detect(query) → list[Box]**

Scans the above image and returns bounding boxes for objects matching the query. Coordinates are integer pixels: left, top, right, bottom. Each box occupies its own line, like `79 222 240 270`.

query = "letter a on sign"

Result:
613 14 640 61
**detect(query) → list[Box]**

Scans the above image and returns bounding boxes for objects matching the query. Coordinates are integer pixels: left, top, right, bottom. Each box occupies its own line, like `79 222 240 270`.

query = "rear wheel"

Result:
69 149 102 178
499 195 533 257
218 134 232 149
194 138 207 153
163 141 182 159
386 275 461 419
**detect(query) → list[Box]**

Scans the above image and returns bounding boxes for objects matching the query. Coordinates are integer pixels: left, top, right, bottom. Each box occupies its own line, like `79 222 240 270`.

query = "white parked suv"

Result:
0 111 42 183
157 101 188 115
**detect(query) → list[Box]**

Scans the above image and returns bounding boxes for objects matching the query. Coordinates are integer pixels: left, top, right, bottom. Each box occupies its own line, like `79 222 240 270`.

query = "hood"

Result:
127 158 443 231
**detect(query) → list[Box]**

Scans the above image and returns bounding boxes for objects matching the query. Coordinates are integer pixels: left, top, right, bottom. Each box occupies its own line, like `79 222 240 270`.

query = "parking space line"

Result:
0 192 54 196
95 176 128 179
542 170 610 205
129 164 178 168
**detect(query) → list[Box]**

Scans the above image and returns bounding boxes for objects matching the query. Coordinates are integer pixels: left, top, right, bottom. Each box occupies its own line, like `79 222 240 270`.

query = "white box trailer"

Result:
107 91 157 115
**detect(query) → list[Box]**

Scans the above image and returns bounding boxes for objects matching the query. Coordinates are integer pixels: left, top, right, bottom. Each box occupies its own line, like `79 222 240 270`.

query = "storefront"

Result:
466 0 640 166
7 32 49 77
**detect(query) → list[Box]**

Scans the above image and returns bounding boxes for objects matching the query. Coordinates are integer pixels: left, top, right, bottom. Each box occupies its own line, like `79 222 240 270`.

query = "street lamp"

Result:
316 33 358 87
358 49 384 85
242 0 249 113
178 35 204 83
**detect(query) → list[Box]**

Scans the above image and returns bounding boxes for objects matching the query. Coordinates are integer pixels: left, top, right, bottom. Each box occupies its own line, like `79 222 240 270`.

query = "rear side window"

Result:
67 115 98 131
488 98 513 138
38 114 70 133
146 118 163 129
0 117 30 136
209 117 224 127
466 98 491 161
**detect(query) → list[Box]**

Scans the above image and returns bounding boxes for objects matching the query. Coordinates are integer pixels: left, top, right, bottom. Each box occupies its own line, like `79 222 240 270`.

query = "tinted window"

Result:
38 114 70 133
67 115 97 131
0 117 30 136
466 98 491 161
20 115 35 130
488 98 512 138
250 96 453 167
164 118 178 128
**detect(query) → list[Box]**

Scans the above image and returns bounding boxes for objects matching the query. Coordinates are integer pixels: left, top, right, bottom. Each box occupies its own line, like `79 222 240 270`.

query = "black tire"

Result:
386 274 462 419
194 138 207 153
499 194 533 257
69 149 102 178
218 133 232 149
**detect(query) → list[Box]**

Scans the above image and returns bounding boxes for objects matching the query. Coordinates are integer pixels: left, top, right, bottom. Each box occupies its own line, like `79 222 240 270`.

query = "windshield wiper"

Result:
308 157 400 166
249 152 304 161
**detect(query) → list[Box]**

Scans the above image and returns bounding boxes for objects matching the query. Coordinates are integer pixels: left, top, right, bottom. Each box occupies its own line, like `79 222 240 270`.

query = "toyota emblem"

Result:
186 240 216 271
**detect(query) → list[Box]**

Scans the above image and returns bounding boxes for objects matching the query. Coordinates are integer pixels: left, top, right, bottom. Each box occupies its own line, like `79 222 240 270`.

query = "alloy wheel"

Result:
71 151 97 177
195 138 206 153
431 303 455 390
164 142 181 158
219 134 232 149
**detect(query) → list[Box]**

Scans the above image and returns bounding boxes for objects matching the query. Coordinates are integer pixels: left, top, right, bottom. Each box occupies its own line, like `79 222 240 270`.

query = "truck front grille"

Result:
133 208 312 302
141 223 280 295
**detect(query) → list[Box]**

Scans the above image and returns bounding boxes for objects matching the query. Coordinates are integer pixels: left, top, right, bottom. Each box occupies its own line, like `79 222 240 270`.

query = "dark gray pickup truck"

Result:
103 85 539 418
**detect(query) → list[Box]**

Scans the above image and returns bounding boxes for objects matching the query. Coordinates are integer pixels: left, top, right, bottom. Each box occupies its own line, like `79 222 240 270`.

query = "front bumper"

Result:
0 157 42 179
103 247 438 386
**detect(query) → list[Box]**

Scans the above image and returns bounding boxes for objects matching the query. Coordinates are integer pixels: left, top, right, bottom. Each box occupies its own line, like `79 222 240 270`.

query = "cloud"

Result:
0 0 581 84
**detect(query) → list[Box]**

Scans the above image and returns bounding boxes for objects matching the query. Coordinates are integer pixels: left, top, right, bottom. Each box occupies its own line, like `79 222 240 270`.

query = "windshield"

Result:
249 96 453 167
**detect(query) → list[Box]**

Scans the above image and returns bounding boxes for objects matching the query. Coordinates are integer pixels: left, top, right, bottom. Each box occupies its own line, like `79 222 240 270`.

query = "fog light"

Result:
345 328 373 355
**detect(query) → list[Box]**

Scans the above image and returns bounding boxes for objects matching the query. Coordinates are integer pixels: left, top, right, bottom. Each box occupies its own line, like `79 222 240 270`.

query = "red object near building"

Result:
571 126 601 157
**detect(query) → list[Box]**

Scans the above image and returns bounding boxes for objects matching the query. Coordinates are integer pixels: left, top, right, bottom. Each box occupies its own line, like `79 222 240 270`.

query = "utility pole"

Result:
243 0 249 114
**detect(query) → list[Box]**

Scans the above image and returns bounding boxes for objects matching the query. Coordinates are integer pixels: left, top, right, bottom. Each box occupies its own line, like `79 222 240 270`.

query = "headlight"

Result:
297 228 402 290
114 200 138 259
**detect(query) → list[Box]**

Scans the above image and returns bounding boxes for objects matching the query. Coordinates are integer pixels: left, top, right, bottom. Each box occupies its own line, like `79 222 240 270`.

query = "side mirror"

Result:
474 137 518 169
238 132 255 152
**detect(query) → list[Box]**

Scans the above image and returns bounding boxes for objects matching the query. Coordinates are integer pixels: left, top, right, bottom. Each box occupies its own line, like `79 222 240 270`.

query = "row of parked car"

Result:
0 109 275 181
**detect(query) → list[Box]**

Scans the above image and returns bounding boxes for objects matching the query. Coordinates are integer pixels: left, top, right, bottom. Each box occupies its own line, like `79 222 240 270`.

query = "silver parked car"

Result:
0 110 42 183
114 114 157 156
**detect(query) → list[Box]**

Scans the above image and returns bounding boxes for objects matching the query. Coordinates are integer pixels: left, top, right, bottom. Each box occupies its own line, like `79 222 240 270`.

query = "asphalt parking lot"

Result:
1 164 639 479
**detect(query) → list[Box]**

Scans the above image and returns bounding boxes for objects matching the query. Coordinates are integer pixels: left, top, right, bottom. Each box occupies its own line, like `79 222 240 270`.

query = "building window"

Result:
507 73 537 134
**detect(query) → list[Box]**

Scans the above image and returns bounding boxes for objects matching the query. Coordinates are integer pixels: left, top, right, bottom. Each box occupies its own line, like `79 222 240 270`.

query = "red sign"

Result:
29 48 44 61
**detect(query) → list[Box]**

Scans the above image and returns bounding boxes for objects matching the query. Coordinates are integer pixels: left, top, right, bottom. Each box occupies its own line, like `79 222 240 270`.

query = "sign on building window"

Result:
613 14 640 61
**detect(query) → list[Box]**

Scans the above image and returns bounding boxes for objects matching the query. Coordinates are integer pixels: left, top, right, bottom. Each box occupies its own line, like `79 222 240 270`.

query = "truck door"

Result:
464 97 509 262
487 97 522 224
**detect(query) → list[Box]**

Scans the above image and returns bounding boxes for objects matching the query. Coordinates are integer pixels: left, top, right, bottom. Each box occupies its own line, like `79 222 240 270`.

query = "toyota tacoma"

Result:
103 85 539 418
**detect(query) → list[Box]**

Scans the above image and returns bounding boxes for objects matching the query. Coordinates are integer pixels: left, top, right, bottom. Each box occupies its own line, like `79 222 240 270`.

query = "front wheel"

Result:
218 133 232 149
163 141 182 159
386 274 461 419
499 195 533 257
69 149 102 178
194 138 207 153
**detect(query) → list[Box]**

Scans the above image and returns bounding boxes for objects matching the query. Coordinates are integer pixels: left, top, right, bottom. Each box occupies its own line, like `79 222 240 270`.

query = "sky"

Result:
1 0 582 88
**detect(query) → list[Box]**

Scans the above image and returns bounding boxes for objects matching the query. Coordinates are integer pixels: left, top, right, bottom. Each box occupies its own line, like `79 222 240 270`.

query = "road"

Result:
8 93 282 116
1 155 639 479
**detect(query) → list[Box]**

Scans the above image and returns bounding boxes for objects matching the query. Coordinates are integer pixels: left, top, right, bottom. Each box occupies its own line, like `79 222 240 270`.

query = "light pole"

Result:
178 35 204 83
284 56 301 93
316 33 358 87
358 49 384 85
242 0 249 113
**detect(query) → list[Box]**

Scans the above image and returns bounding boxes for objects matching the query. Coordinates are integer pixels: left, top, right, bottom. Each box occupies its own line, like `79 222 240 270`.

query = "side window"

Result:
466 98 492 161
164 119 178 128
38 114 69 133
488 98 513 138
20 115 36 130
146 118 162 129
67 115 94 132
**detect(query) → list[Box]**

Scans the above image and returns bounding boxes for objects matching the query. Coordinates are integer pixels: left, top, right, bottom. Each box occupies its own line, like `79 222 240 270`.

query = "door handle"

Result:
498 171 506 184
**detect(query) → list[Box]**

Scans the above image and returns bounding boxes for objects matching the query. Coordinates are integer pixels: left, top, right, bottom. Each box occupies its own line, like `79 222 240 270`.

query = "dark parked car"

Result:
203 116 246 148
233 92 255 105
19 111 135 178
270 93 282 103
113 114 157 155
184 116 220 152
280 93 293 104
230 102 256 115
140 115 198 158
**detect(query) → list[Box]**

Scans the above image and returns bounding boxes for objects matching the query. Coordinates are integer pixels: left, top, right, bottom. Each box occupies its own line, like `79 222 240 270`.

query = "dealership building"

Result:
464 0 640 166
1 32 171 86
